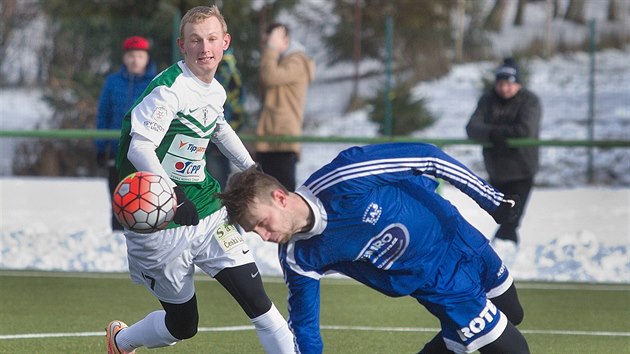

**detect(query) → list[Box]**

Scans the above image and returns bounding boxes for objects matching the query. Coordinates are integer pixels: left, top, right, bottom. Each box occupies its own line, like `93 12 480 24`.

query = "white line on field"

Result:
2 325 629 340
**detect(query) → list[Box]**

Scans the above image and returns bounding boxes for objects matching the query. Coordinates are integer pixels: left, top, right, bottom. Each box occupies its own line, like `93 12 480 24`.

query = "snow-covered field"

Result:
0 177 628 283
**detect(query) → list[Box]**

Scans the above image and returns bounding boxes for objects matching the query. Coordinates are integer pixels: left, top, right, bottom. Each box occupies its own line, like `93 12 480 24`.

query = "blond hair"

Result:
179 5 228 39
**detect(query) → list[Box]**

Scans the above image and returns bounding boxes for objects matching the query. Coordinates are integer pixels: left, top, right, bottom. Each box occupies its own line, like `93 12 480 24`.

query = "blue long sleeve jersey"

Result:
279 143 507 353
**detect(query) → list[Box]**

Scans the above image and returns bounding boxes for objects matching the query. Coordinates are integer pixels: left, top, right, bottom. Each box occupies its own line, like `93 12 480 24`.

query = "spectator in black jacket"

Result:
466 58 542 245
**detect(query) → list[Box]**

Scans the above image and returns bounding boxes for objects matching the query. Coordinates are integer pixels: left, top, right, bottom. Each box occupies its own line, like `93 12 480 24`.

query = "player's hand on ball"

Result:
490 194 521 224
173 186 199 226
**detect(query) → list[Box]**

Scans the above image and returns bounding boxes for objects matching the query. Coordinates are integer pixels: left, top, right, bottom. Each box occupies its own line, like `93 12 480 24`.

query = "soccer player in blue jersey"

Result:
218 142 529 354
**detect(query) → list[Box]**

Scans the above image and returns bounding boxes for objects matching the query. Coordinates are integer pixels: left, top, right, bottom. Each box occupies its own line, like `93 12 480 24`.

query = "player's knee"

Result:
161 295 200 340
246 293 273 318
166 311 199 340
502 303 524 325
170 322 198 340
510 306 524 325
235 279 273 318
491 284 524 325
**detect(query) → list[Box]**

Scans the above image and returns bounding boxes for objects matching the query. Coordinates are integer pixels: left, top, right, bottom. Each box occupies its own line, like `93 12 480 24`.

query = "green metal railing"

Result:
0 129 629 148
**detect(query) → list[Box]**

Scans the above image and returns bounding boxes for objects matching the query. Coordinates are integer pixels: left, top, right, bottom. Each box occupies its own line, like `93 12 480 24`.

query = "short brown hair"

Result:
179 5 228 39
217 166 288 226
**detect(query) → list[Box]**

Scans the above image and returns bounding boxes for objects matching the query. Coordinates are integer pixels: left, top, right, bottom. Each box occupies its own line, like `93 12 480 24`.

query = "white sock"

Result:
116 310 179 351
251 304 296 354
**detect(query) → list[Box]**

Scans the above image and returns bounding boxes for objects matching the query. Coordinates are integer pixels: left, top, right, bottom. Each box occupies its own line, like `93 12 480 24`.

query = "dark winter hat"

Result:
495 58 520 83
123 36 150 51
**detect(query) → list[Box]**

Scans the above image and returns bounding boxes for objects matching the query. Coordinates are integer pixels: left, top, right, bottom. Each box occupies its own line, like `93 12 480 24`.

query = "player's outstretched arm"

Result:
400 143 511 217
489 194 521 224
303 142 510 220
279 245 324 353
347 143 505 211
211 120 255 171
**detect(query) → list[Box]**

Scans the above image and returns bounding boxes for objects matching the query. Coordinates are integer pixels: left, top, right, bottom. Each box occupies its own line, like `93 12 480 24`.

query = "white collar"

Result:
293 186 327 241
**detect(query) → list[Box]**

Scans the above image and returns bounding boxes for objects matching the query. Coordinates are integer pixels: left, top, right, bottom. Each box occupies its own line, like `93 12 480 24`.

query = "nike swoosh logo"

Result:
242 249 250 254
189 106 203 114
177 202 185 208
250 271 259 278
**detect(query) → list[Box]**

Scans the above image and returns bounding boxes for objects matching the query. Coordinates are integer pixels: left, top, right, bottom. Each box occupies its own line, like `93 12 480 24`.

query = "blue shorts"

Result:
414 223 513 353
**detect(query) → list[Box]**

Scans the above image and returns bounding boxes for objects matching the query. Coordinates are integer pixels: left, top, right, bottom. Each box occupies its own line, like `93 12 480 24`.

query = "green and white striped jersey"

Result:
117 61 235 227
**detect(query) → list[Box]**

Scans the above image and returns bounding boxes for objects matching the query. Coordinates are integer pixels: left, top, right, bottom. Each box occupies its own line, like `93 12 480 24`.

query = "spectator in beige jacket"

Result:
255 23 315 191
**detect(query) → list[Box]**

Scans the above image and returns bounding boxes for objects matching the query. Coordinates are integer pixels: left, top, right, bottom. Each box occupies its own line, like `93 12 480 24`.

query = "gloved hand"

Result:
96 152 107 168
490 194 521 224
173 186 199 226
489 129 508 149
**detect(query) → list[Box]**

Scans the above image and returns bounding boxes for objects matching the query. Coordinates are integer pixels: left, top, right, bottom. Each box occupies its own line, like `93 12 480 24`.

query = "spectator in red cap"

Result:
96 35 157 231
123 35 150 51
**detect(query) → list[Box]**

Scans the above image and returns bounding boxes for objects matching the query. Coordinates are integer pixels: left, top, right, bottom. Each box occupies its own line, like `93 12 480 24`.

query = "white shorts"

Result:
124 207 255 304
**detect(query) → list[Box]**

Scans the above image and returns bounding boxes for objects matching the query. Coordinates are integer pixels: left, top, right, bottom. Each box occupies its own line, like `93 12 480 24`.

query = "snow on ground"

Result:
0 178 628 283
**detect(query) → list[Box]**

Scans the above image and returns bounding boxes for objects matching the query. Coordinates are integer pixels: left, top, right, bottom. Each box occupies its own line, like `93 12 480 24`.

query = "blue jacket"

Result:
95 61 157 157
279 143 507 353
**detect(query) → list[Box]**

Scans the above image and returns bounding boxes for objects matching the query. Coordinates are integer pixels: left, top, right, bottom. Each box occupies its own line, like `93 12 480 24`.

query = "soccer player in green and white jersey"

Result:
106 6 295 354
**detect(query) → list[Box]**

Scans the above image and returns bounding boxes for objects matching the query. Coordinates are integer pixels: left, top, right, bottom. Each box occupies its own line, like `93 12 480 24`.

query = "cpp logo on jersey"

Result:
362 202 382 225
355 223 409 270
174 160 202 175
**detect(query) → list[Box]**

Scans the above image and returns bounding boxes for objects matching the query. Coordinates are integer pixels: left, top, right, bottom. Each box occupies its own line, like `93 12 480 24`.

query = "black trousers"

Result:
255 151 298 191
490 177 534 243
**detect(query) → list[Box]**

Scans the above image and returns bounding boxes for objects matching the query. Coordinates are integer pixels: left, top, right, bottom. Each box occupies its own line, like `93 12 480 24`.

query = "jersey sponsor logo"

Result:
177 140 207 154
362 202 382 225
355 223 409 270
174 161 202 175
167 134 209 160
497 262 507 278
143 120 165 133
457 300 499 341
162 153 206 183
215 223 244 253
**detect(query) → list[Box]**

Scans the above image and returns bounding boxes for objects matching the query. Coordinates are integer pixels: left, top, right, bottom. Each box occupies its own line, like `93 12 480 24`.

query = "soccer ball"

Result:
112 172 178 233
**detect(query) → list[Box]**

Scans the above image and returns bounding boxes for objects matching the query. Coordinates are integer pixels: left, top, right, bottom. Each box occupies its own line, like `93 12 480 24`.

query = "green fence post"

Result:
172 8 181 64
587 18 596 184
384 13 393 137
